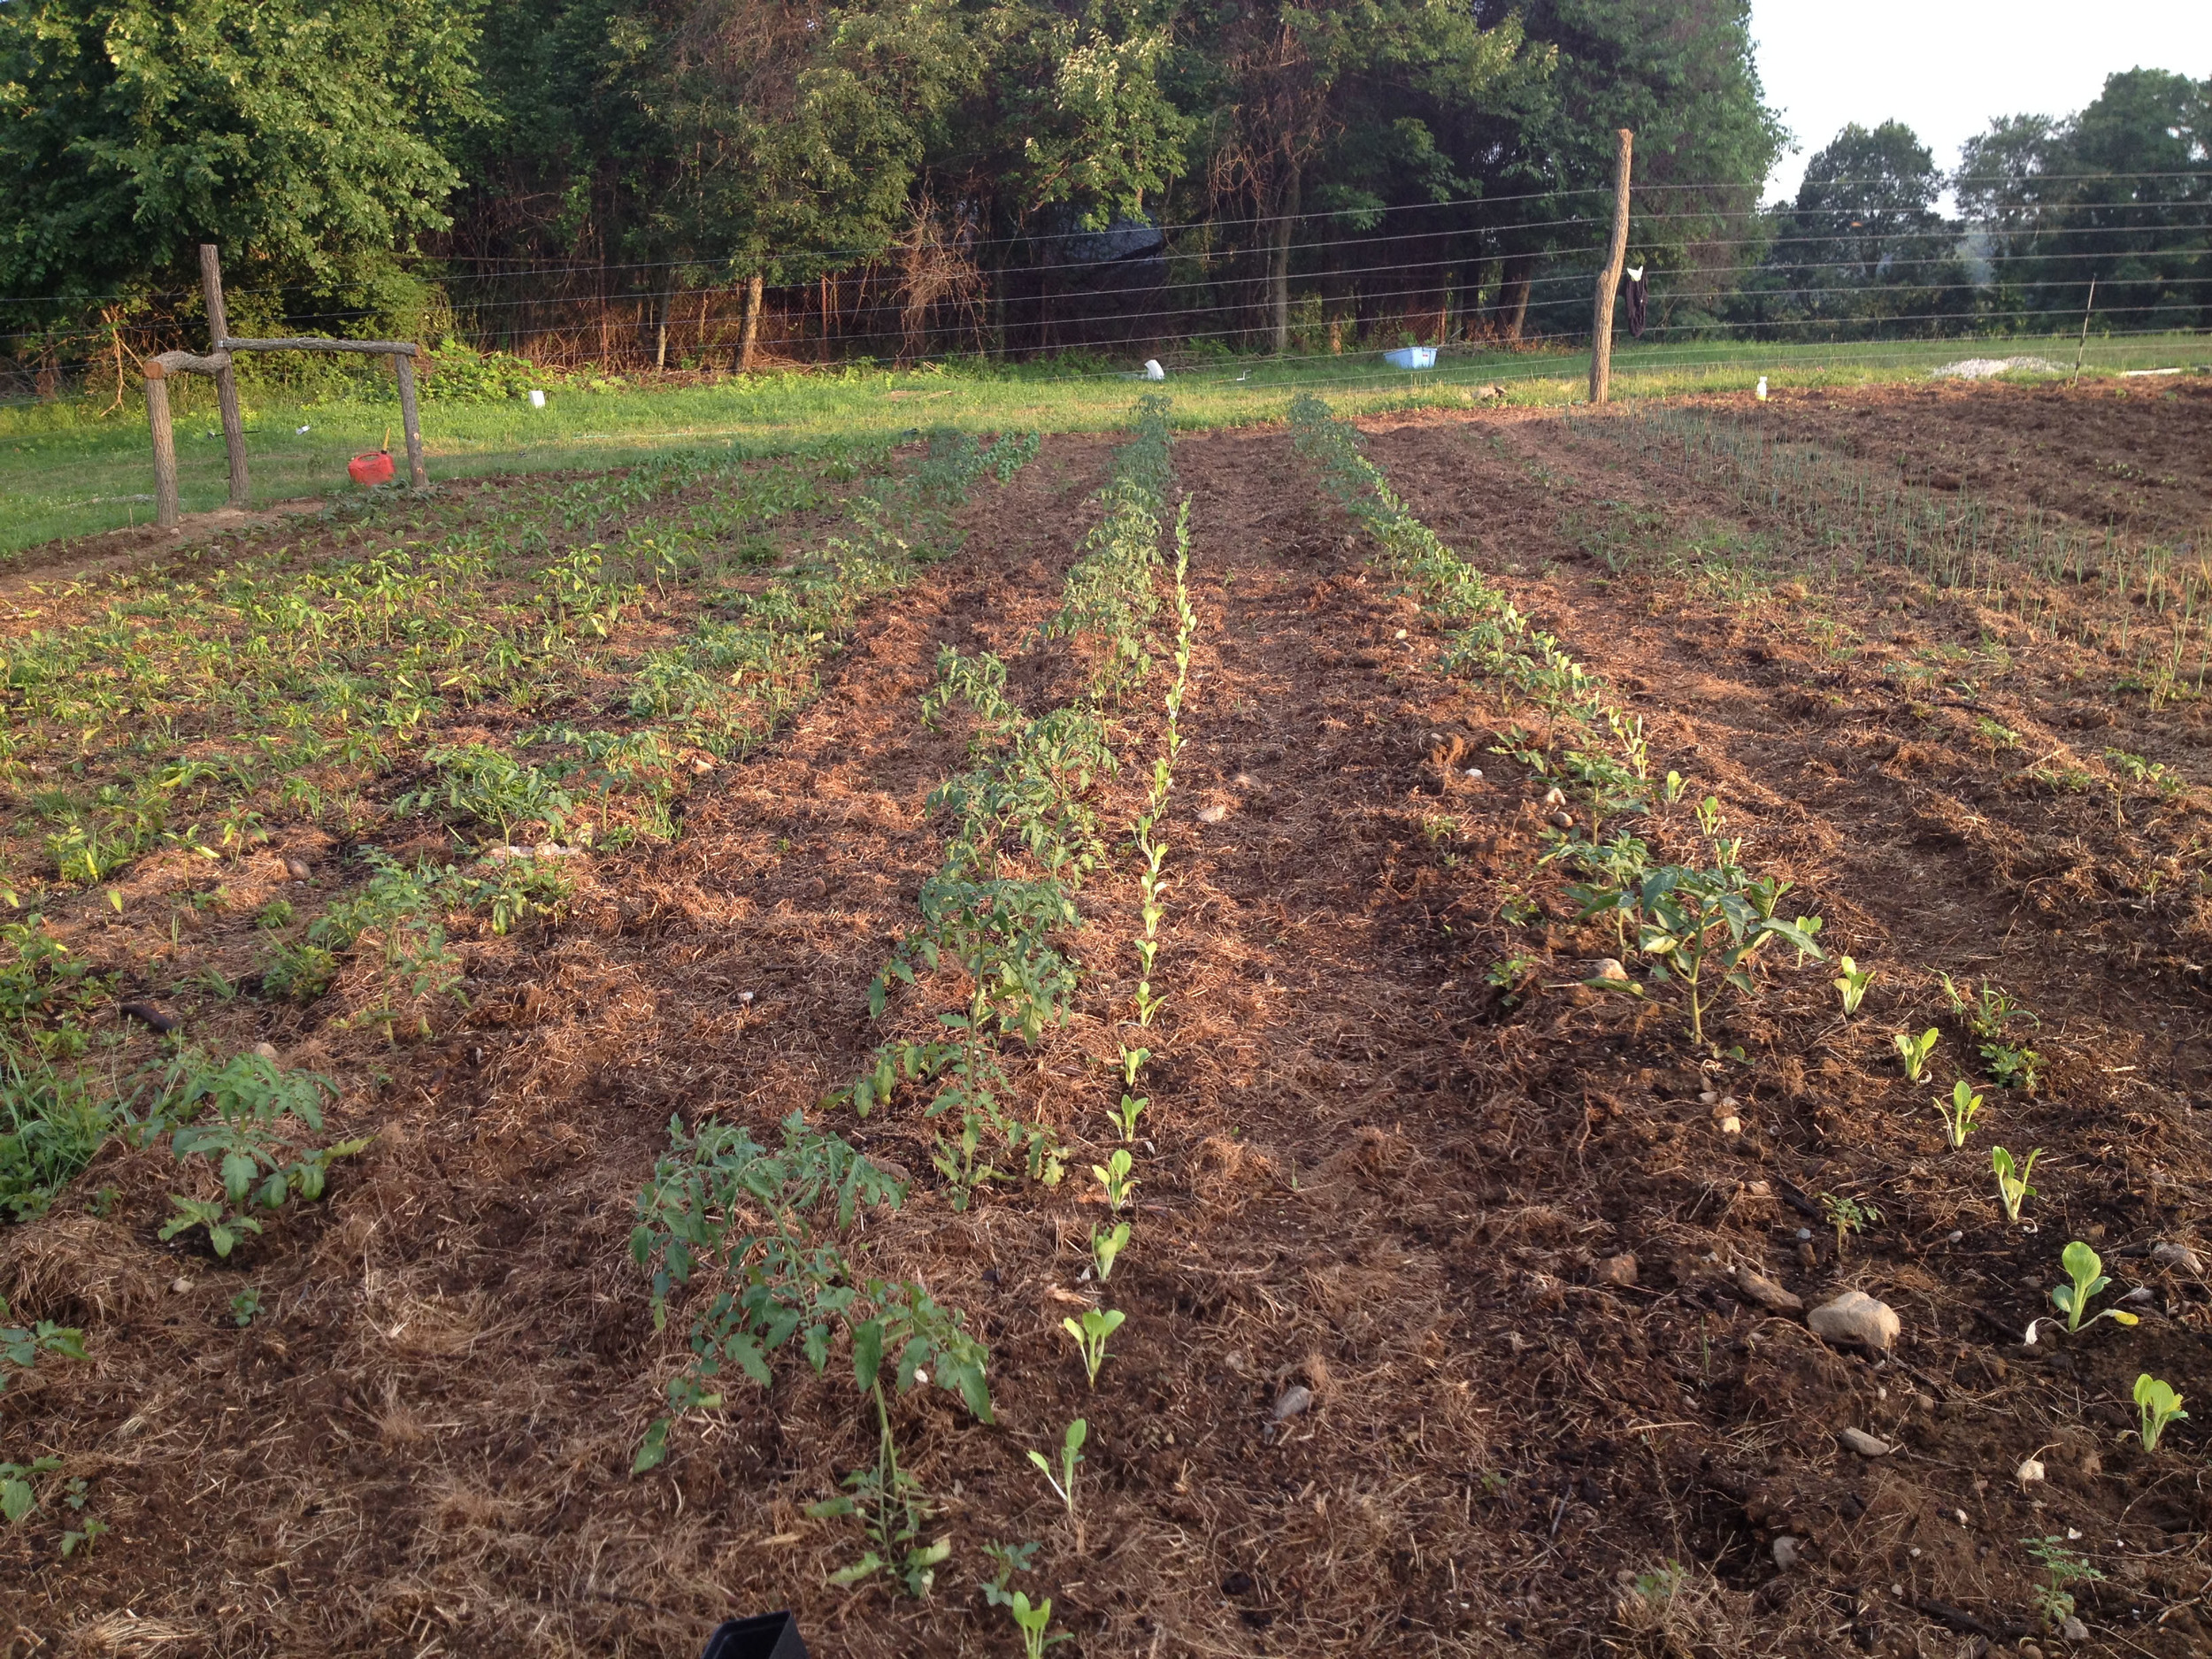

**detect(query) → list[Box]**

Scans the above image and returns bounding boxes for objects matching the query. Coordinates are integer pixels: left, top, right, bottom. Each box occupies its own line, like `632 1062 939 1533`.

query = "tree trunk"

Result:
1270 166 1300 355
1500 254 1535 343
740 274 764 371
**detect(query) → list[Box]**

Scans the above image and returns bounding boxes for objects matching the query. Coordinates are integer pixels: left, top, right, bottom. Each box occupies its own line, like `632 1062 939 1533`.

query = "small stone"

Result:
1548 811 1573 831
1733 1265 1804 1313
2153 1242 2204 1275
1946 1231 1964 1244
281 856 312 882
739 990 756 1004
1196 804 1228 825
1700 1089 1719 1104
1840 1428 1893 1457
2016 1457 2046 1485
1954 1509 1968 1525
1272 1384 1313 1422
2021 1646 2046 1659
250 1041 279 1060
1233 772 1258 788
1746 1179 1771 1195
1808 1290 1901 1352
1394 628 1409 641
2062 1617 2088 1642
1717 1116 1743 1135
1770 1535 1801 1570
1463 767 1483 780
1592 1253 1638 1287
1593 958 1629 982
1541 787 1565 807
170 1277 195 1294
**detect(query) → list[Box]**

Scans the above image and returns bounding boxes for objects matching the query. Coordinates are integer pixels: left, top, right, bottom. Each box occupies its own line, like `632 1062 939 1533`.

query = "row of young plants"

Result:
1575 404 2211 705
0 432 1038 1226
2 435 1045 1551
1287 393 1830 1046
1299 402 2200 1630
5 436 883 895
626 401 1191 1651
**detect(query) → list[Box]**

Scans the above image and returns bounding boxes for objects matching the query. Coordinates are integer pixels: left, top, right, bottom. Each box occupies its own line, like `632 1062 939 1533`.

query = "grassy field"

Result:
3 328 2206 557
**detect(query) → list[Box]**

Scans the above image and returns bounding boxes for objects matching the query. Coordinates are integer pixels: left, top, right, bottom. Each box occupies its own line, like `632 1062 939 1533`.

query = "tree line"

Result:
0 0 2203 386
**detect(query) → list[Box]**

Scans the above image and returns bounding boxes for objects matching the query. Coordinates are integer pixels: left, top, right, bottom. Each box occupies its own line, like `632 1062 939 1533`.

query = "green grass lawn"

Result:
4 329 2206 557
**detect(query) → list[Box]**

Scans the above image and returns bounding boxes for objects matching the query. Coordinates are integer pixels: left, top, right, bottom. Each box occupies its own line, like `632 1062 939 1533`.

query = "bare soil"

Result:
7 382 2212 1659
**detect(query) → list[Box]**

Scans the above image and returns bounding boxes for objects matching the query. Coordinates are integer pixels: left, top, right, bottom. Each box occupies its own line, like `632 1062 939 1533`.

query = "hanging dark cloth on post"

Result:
1623 265 1647 339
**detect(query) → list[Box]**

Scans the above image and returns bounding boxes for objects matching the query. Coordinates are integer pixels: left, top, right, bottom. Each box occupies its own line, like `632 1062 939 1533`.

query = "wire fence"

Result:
3 170 2207 403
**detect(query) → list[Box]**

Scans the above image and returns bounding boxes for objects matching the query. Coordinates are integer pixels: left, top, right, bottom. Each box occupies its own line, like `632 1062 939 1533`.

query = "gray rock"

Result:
281 856 312 881
1593 958 1630 982
250 1041 280 1061
1734 1265 1804 1313
2153 1242 2204 1275
1839 1427 1893 1457
1770 1535 1801 1570
1808 1290 1901 1351
2062 1617 2088 1642
1271 1384 1313 1422
1196 804 1228 825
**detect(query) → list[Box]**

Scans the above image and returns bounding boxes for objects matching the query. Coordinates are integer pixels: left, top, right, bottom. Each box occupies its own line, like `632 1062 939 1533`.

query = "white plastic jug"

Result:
1142 359 1165 382
1755 376 1768 402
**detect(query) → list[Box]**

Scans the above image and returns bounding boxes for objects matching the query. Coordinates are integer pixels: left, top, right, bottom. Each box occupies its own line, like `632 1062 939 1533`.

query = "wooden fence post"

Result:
1588 128 1633 405
198 245 250 508
144 365 179 528
393 354 428 488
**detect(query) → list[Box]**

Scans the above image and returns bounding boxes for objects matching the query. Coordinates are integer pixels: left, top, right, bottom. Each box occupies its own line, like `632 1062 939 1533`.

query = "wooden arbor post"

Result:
1588 128 1633 405
198 245 250 507
142 350 234 527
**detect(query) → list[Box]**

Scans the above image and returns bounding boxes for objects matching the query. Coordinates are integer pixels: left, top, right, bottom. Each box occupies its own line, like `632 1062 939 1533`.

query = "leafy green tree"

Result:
1958 70 2209 335
1746 120 1974 339
0 0 485 323
1467 0 1786 341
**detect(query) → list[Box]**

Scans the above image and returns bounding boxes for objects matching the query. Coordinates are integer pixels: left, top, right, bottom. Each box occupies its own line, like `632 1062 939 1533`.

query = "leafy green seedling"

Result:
1894 1027 1939 1082
1061 1306 1125 1387
1092 1148 1136 1211
1992 1145 2041 1224
1007 1590 1068 1659
1118 1046 1149 1088
2047 1240 2139 1336
1982 1041 2043 1093
1819 1193 1881 1256
2 1294 88 1392
1025 1417 1086 1517
230 1286 263 1327
1934 1079 1984 1148
1832 954 1871 1014
1090 1221 1130 1281
1 1456 59 1525
2135 1373 2187 1451
981 1540 1041 1609
2025 1535 2103 1630
1111 1093 1148 1141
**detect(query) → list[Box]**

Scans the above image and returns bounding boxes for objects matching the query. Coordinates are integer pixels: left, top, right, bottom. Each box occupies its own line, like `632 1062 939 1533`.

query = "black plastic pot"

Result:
701 1612 807 1659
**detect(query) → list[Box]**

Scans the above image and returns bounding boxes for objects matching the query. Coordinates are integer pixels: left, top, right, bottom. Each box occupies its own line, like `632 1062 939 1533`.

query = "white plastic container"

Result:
1142 359 1165 381
1755 376 1768 401
529 388 547 408
1384 346 1438 370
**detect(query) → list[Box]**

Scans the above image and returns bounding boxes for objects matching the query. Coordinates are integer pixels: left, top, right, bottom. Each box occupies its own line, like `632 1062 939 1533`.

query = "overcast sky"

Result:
1750 1 2212 204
